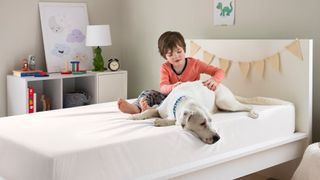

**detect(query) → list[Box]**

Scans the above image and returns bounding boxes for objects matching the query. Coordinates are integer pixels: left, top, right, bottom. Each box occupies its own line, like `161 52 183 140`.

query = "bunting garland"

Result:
219 58 231 75
265 53 280 72
203 50 215 64
286 40 304 60
238 62 250 77
189 39 304 78
190 41 201 57
252 60 265 78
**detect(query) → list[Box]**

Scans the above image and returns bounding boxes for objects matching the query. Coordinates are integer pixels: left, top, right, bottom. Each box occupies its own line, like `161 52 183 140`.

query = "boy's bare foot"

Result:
117 98 141 114
139 97 150 112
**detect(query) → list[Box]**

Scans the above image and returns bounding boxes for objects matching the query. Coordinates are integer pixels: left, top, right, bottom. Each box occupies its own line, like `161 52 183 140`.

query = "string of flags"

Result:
189 40 304 78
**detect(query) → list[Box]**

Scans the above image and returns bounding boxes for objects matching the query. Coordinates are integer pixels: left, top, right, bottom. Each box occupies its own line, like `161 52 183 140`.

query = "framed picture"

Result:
213 0 235 26
39 2 93 72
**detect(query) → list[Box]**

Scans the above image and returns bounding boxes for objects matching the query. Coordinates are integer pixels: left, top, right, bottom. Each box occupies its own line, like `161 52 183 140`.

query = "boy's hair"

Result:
158 31 186 59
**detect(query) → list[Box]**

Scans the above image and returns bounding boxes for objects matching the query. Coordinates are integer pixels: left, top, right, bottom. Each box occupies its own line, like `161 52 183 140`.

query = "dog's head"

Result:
179 108 220 144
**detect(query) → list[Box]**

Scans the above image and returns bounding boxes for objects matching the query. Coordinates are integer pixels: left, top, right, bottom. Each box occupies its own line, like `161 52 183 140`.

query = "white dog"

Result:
131 81 288 144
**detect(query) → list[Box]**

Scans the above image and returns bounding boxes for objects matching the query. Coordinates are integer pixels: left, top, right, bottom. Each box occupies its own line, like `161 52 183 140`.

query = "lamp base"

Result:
92 46 105 72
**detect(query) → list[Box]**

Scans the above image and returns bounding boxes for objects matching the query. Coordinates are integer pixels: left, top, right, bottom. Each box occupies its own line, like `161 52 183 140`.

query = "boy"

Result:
118 31 224 114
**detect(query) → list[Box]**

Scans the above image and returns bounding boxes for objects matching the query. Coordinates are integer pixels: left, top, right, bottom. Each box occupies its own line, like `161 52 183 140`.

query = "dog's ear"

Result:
183 111 193 117
203 110 212 122
180 111 193 127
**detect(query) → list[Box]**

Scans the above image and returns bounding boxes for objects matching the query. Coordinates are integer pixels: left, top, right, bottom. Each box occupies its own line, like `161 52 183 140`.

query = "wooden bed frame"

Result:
141 39 313 180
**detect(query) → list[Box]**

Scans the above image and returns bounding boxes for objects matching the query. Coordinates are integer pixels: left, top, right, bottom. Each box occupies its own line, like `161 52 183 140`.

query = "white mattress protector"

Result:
0 101 294 180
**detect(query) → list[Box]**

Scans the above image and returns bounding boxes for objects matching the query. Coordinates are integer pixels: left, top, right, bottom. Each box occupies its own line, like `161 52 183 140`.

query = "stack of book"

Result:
13 70 43 77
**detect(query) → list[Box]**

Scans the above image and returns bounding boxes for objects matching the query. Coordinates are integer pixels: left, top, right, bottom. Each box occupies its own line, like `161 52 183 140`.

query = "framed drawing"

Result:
39 2 93 72
213 0 235 26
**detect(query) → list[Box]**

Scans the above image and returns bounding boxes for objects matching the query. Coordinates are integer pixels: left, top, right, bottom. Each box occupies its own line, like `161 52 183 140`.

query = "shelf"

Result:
28 79 62 111
7 71 127 116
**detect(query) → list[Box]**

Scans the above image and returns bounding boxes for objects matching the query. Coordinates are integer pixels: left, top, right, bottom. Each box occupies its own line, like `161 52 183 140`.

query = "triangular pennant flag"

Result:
252 60 265 78
286 40 304 60
238 61 250 78
265 53 280 72
203 50 215 64
190 41 201 57
219 58 231 76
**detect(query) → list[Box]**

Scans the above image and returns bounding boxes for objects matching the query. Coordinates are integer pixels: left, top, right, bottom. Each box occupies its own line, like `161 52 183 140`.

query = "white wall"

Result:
0 0 319 142
120 0 320 142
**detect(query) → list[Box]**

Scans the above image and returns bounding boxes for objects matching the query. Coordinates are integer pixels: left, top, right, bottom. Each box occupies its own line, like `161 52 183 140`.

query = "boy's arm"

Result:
197 60 225 85
160 66 175 95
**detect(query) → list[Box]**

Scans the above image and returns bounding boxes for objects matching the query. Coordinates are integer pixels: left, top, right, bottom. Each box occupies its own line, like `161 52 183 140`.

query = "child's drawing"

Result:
39 2 92 72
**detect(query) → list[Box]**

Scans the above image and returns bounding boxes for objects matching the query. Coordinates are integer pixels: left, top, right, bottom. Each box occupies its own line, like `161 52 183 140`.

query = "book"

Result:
13 70 43 77
34 93 37 113
28 86 34 113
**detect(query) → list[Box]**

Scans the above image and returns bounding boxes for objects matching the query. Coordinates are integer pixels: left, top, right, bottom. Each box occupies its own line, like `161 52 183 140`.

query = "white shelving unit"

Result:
7 70 127 116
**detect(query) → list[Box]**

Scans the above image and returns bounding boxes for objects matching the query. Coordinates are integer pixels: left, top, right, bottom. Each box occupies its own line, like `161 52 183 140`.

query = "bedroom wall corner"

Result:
0 0 122 117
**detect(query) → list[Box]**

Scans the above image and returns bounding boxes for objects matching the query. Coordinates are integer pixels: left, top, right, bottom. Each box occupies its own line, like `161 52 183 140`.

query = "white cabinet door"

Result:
97 72 127 103
7 76 28 115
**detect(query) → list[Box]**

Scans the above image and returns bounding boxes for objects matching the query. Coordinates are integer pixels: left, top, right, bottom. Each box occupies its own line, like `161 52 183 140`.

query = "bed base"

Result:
141 133 307 180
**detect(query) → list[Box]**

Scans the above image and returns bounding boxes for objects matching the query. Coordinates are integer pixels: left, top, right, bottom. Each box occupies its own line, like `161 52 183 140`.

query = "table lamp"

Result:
86 25 112 71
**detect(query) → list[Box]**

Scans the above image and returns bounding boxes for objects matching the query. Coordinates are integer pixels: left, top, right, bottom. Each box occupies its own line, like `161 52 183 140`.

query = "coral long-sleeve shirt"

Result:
160 57 225 95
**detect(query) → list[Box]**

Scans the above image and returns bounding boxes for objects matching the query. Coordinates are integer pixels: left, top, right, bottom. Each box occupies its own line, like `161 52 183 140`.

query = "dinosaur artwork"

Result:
213 0 235 26
216 1 233 16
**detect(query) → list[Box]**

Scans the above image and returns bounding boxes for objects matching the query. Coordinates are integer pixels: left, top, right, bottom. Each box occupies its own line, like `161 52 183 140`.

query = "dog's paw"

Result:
154 118 172 127
248 110 259 119
154 118 164 126
154 119 176 127
127 115 134 120
129 114 140 120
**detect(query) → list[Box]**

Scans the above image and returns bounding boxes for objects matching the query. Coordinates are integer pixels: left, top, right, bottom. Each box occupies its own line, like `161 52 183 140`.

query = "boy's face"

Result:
165 46 186 67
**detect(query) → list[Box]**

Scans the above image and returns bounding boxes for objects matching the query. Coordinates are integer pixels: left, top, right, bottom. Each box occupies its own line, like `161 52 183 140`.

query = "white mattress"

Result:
0 101 294 180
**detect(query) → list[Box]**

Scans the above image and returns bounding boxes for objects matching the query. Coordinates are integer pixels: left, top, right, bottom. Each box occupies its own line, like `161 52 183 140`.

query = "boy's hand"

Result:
202 79 217 91
173 81 182 88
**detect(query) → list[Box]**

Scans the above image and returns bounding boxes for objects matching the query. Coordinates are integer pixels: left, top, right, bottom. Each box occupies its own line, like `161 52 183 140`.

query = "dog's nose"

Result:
213 134 220 143
205 134 220 144
205 137 214 144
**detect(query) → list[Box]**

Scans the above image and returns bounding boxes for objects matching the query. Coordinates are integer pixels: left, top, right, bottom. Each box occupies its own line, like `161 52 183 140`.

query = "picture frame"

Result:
39 2 93 72
213 0 235 26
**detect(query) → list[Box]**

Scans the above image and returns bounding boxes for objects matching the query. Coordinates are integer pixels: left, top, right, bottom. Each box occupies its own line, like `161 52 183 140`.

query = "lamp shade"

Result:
86 25 112 47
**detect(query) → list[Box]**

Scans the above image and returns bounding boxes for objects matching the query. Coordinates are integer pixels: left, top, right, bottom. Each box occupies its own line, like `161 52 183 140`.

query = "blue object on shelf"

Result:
34 72 49 77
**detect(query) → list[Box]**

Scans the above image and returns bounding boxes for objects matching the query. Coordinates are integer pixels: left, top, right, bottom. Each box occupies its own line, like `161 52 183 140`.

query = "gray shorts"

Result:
133 90 166 110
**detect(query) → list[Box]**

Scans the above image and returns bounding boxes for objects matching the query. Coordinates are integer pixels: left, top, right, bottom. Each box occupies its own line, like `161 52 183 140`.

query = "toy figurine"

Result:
70 60 86 75
70 61 80 72
28 55 36 70
93 47 104 71
21 58 29 71
41 94 51 111
61 61 72 74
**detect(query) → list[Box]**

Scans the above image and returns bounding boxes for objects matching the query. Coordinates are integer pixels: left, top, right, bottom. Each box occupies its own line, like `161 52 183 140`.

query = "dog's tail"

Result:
235 96 291 105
